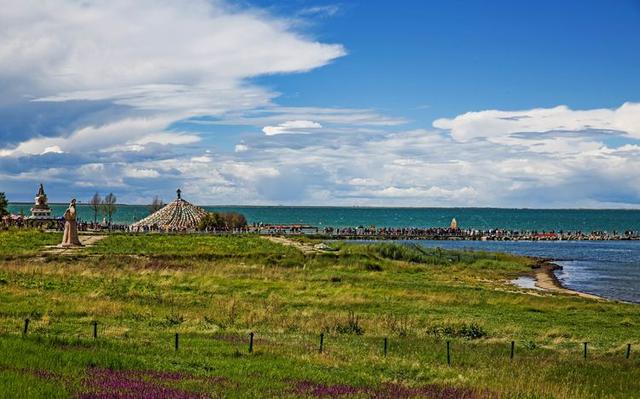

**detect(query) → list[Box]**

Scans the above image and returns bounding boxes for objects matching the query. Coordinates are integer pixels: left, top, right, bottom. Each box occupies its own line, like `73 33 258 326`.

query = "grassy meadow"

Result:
0 230 638 398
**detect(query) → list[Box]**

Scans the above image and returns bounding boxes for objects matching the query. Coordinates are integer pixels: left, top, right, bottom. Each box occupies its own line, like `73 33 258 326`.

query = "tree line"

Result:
0 192 8 218
88 192 118 225
197 212 247 231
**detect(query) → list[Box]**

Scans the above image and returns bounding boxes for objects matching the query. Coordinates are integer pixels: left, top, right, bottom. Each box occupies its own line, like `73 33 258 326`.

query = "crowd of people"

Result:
0 216 129 232
3 212 639 241
248 225 640 241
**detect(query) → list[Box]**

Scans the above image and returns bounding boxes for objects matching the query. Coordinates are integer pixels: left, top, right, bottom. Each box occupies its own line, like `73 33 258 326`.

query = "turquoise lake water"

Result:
7 203 640 231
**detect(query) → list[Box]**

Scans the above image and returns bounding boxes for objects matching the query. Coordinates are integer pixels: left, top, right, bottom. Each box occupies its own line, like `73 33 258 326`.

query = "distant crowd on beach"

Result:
248 225 640 241
3 215 639 241
0 217 130 232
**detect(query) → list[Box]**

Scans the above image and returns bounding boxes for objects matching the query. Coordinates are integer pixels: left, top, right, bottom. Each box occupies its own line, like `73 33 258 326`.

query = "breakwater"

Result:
253 226 640 241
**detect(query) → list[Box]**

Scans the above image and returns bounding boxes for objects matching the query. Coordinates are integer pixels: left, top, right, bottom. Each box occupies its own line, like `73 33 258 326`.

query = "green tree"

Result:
89 192 102 223
222 212 247 229
102 193 117 225
198 212 247 231
0 192 8 217
198 212 223 231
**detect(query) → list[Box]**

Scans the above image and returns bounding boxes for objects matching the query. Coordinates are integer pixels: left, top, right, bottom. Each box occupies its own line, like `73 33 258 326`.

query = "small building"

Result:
130 189 208 232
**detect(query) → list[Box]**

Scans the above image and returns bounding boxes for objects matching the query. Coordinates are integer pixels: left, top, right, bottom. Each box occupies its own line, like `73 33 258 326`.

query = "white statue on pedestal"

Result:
60 199 83 247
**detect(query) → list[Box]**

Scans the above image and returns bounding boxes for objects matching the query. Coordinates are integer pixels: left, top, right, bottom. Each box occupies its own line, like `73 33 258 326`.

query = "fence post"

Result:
23 318 30 335
384 337 388 357
446 341 451 366
319 333 324 354
249 332 254 353
175 333 179 351
583 342 588 359
510 341 515 360
92 321 98 339
626 344 631 359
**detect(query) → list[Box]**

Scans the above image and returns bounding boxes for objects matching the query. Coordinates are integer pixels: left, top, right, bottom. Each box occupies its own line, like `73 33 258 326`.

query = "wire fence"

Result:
9 318 638 366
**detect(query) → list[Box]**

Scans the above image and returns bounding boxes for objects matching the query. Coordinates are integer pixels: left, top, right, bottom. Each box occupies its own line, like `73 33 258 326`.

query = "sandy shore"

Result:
532 260 603 300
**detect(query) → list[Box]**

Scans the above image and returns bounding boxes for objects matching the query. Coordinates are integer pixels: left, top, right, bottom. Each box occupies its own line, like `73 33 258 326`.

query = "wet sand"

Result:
532 260 603 300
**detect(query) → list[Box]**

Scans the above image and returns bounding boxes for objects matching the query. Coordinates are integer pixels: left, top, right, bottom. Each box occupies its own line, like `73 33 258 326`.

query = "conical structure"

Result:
131 189 208 231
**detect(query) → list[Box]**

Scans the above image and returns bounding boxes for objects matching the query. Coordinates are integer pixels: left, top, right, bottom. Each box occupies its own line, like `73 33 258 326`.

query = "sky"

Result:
1 0 639 207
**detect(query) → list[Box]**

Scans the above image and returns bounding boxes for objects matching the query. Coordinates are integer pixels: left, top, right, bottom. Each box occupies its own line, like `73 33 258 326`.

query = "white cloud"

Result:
207 106 406 128
235 143 249 152
124 167 160 179
41 145 64 155
0 0 345 109
0 0 345 157
1 117 175 156
262 120 323 135
190 156 212 163
355 186 478 201
298 5 341 18
433 102 640 142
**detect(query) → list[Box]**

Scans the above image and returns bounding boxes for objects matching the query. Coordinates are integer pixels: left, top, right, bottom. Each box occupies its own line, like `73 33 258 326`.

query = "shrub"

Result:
164 313 185 326
427 322 487 340
362 261 383 271
335 311 365 335
382 314 414 337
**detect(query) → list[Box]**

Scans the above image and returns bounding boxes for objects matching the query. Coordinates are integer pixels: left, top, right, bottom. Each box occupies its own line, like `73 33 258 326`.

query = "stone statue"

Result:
60 199 83 247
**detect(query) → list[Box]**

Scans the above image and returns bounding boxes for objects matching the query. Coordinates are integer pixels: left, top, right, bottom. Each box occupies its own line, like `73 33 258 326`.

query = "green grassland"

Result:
0 229 61 257
0 231 638 398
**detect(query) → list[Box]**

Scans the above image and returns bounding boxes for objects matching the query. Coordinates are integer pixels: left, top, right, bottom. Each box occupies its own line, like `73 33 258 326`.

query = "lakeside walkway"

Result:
250 226 640 241
5 222 639 241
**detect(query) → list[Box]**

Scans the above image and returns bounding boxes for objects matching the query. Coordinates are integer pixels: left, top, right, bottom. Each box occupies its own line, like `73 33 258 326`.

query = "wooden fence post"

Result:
583 342 588 359
510 341 515 360
23 318 30 335
319 333 324 354
446 341 451 366
175 333 179 351
249 332 254 353
626 344 631 359
92 321 98 339
384 337 388 357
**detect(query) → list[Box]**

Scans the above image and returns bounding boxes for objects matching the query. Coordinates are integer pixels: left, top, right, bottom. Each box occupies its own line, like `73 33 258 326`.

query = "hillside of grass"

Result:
0 232 638 398
0 230 61 257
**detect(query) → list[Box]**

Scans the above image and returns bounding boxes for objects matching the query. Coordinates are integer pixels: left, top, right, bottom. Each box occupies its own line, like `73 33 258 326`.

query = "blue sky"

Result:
1 0 640 207
251 1 640 119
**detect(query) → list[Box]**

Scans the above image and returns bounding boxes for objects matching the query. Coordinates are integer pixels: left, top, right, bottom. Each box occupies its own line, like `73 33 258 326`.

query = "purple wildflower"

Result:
79 367 226 399
292 380 496 399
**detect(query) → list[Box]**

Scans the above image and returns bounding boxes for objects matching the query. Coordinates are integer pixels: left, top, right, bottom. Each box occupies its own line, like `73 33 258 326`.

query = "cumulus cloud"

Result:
0 0 351 203
433 103 640 142
0 0 345 108
235 143 249 153
0 0 345 157
124 167 160 179
262 120 322 135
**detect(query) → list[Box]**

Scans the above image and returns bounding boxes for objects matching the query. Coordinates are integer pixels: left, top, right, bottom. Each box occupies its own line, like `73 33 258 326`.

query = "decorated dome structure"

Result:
130 189 208 232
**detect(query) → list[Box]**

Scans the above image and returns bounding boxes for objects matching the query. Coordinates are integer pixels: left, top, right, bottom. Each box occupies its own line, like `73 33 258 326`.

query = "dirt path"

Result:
42 234 106 255
263 236 327 255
